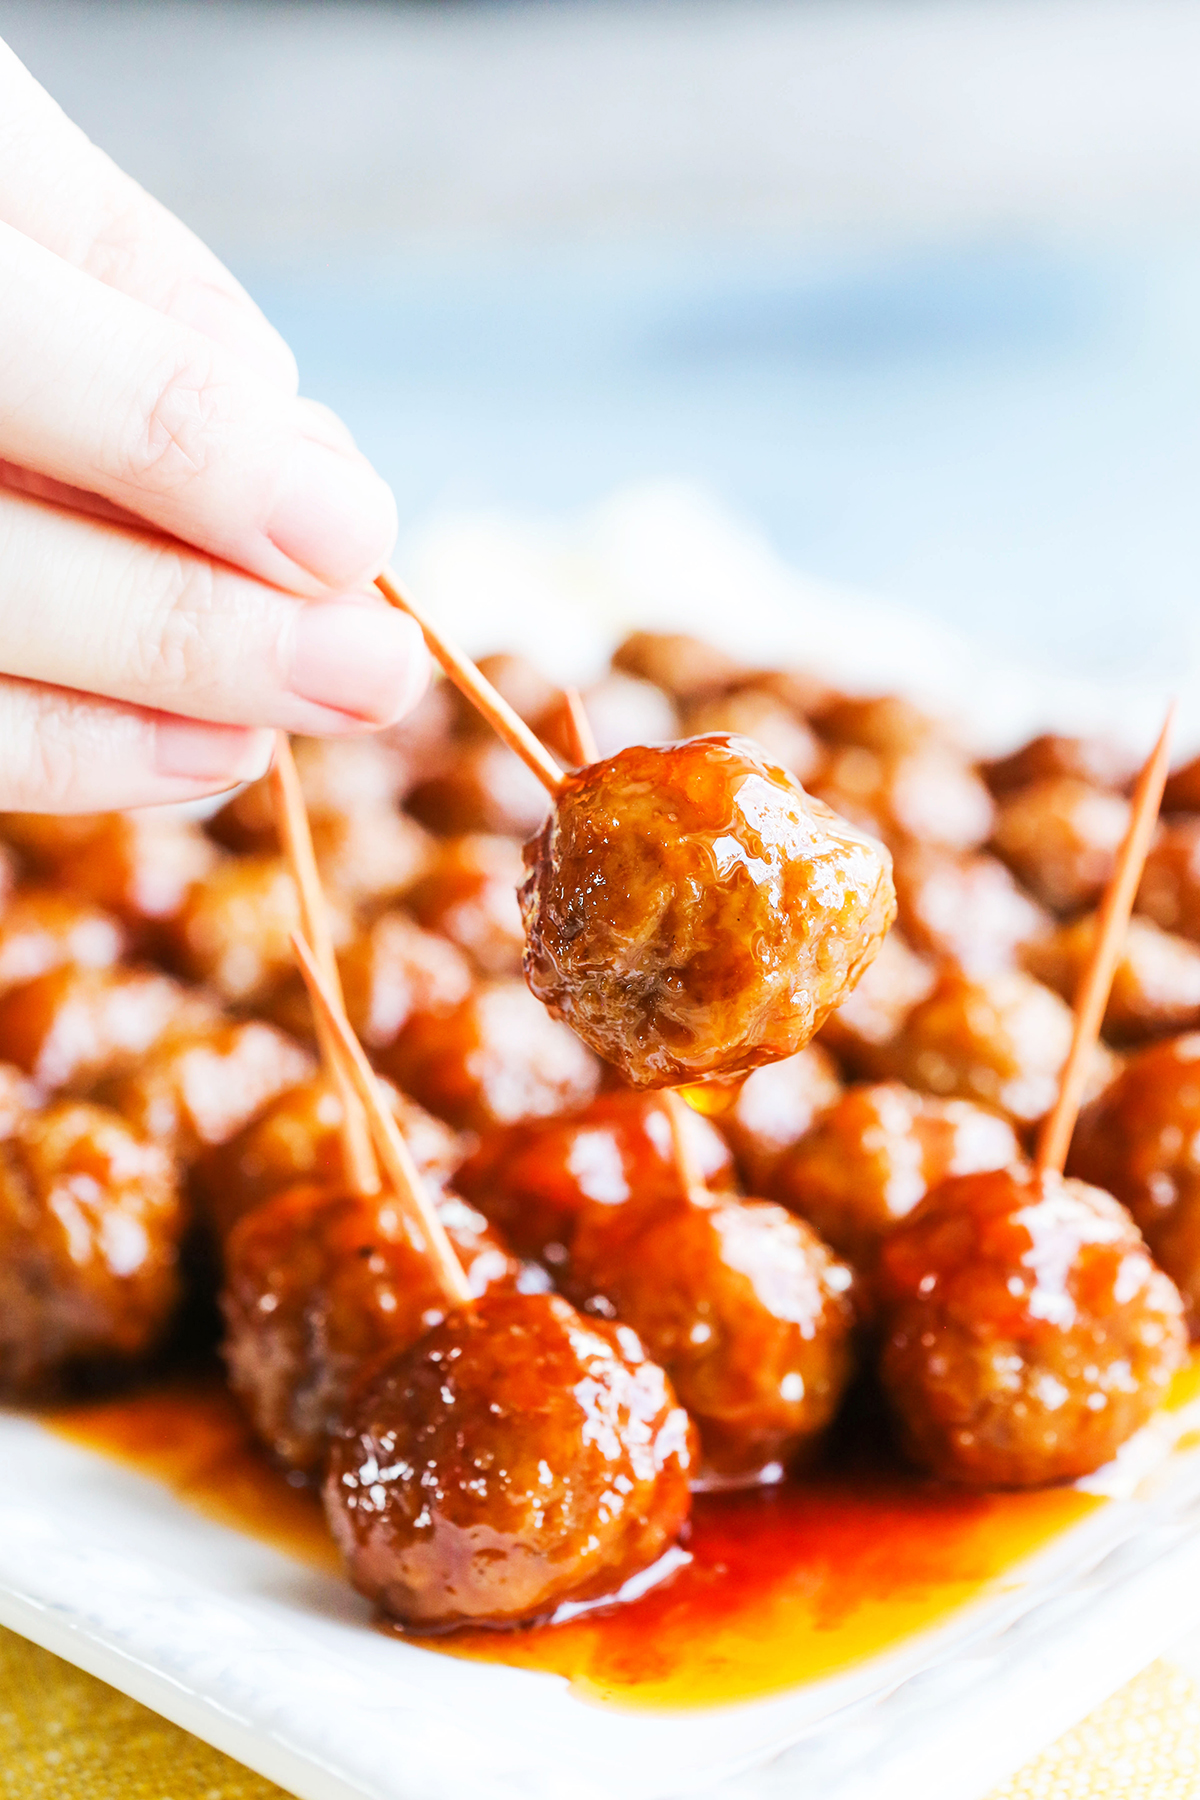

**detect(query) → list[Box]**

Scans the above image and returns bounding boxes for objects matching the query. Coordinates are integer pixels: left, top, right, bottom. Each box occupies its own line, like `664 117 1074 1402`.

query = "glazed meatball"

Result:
208 733 411 853
384 980 600 1132
268 910 471 1051
770 1082 1019 1272
1026 913 1200 1044
97 1021 314 1163
521 735 895 1090
0 812 118 867
47 812 219 938
818 929 935 1077
983 734 1136 797
0 1101 183 1397
877 1167 1186 1486
449 653 560 740
0 965 217 1094
407 739 551 839
406 835 525 976
881 968 1116 1127
892 845 1050 976
308 807 434 910
196 1074 463 1244
683 691 822 784
165 856 351 1009
814 745 994 853
812 693 948 756
324 1290 696 1629
611 630 743 700
223 1182 517 1475
1163 752 1200 814
1137 818 1200 942
1069 1035 1200 1327
0 888 125 995
718 1046 843 1193
537 674 679 766
991 777 1130 914
456 1088 735 1265
569 1194 857 1479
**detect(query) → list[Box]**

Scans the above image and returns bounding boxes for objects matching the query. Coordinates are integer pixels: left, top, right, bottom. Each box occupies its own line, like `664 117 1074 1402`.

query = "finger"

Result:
0 488 431 734
0 675 273 814
0 222 396 595
0 38 296 389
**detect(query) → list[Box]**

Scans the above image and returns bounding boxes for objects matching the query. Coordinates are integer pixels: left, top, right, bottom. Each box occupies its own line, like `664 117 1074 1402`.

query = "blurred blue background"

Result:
4 0 1200 686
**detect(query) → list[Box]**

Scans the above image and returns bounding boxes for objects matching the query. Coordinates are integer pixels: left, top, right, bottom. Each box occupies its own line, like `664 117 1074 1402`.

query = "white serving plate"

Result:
4 487 1199 1800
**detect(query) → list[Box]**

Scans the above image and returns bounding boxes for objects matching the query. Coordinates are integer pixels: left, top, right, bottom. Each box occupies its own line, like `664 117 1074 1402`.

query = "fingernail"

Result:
289 601 431 725
155 719 273 783
267 437 398 589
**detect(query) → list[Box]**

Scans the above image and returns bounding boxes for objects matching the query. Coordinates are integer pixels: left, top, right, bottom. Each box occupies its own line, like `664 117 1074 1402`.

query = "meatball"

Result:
537 674 679 766
991 777 1131 914
1025 913 1200 1044
1163 752 1200 814
770 1082 1019 1272
569 1194 857 1479
97 1021 313 1163
0 887 125 995
268 910 471 1051
812 693 948 756
384 980 600 1132
983 733 1136 797
521 735 895 1090
196 1074 463 1243
1069 1034 1200 1327
892 845 1050 976
449 653 560 740
818 929 935 1077
456 1088 735 1265
324 1290 696 1628
223 1182 517 1475
877 1167 1186 1486
611 631 743 700
881 968 1116 1127
1138 818 1200 942
47 812 218 938
407 739 551 839
814 745 994 853
0 965 217 1094
406 835 525 976
208 733 411 853
718 1046 843 1193
308 807 434 910
165 856 351 1009
683 691 822 784
0 1101 183 1397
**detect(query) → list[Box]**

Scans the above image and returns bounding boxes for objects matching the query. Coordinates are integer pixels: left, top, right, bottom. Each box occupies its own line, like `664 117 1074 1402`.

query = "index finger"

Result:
0 35 297 390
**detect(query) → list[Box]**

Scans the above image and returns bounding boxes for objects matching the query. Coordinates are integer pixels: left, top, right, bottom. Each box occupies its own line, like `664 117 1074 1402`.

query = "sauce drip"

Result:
677 1076 746 1119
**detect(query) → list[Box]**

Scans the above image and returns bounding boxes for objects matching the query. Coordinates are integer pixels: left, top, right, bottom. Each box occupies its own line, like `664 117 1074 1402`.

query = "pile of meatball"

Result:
0 629 1195 1630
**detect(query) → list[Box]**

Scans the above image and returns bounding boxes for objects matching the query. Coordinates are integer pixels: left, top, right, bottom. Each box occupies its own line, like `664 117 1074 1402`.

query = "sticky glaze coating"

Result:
0 1101 182 1397
569 1195 857 1479
324 1290 697 1629
384 980 600 1131
770 1083 1019 1273
990 777 1131 915
1025 913 1200 1044
406 835 526 976
891 846 1051 976
817 929 935 1077
718 1046 843 1193
1069 1035 1200 1329
456 1088 735 1265
521 735 895 1090
267 910 472 1050
165 856 348 1009
196 1074 463 1244
0 965 218 1093
814 745 994 854
407 739 551 839
877 1167 1186 1487
222 1182 517 1475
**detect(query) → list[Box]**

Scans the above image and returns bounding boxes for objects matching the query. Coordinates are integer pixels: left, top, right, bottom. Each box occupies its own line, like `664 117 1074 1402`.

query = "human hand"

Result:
0 39 431 812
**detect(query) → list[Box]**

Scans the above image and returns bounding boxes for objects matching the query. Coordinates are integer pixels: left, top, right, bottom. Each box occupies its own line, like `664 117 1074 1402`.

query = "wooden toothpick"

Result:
1035 703 1176 1177
561 686 600 766
374 566 564 796
290 932 472 1308
269 733 379 1196
664 1088 709 1203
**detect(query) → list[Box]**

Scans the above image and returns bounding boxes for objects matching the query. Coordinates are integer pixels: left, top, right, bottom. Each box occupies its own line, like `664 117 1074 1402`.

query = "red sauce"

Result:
44 1359 1200 1712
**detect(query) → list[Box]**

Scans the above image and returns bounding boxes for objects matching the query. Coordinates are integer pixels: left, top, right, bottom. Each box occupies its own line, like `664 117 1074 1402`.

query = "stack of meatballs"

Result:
0 629 1194 1630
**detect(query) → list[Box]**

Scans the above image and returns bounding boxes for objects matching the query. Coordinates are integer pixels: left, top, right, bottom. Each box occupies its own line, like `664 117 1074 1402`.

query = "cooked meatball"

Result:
1138 818 1200 942
683 691 822 784
324 1290 696 1628
406 835 525 976
983 733 1136 797
569 1194 856 1479
407 739 551 839
881 968 1116 1127
877 1167 1186 1486
47 812 219 937
450 653 560 740
1163 752 1200 814
0 812 117 867
223 1181 517 1475
818 929 935 1077
612 630 743 700
812 693 948 756
0 888 125 995
97 1021 314 1163
196 1074 463 1243
892 845 1050 976
0 1101 183 1397
164 856 351 1009
718 1046 843 1193
522 735 895 1090
268 910 472 1051
770 1082 1019 1272
537 674 679 766
814 744 994 853
309 807 434 910
208 734 411 853
1026 913 1200 1044
0 965 217 1094
1069 1034 1200 1327
991 777 1131 914
456 1087 735 1265
384 980 600 1132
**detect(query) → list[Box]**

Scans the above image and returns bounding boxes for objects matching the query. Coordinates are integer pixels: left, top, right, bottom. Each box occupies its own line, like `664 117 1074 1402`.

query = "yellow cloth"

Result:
1 1621 1198 1800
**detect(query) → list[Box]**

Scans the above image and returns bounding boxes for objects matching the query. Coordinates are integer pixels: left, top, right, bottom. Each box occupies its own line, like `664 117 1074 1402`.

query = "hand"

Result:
0 39 431 813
